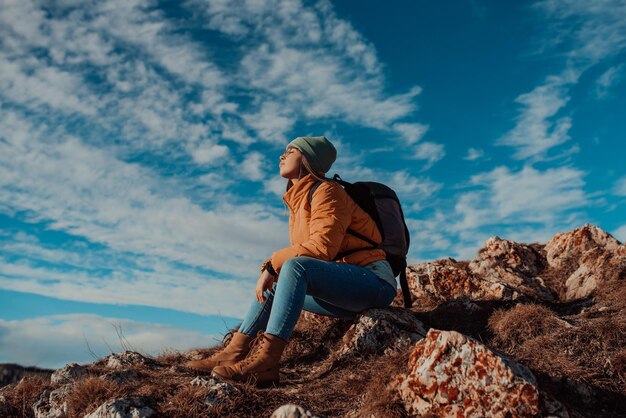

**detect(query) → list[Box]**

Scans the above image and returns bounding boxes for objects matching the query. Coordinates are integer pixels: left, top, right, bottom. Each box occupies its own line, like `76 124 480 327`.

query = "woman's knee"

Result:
280 256 317 281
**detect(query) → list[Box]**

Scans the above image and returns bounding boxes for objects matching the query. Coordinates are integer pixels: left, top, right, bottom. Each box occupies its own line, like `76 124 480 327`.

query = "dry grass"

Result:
356 350 410 418
65 376 120 417
488 300 626 396
1 376 49 418
489 304 565 347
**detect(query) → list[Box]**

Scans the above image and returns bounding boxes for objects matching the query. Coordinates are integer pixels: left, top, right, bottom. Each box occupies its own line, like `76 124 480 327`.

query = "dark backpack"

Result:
309 174 413 308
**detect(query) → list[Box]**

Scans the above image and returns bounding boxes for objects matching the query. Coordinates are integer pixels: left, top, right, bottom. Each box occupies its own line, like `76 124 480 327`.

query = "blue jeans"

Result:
238 256 397 341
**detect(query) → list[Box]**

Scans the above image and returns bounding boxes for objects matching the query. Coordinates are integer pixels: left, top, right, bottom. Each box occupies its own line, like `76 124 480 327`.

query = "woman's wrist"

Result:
261 260 278 277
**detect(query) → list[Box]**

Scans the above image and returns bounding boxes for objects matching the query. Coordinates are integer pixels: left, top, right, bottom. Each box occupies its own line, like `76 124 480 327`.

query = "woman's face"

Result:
279 146 303 179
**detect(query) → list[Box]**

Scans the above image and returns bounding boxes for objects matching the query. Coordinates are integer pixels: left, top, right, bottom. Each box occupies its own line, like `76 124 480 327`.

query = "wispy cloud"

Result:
193 0 424 140
240 152 267 181
464 148 485 161
499 0 626 162
614 175 626 196
497 71 577 162
453 165 587 231
411 142 446 170
0 314 216 369
392 122 430 144
407 164 591 262
595 64 624 99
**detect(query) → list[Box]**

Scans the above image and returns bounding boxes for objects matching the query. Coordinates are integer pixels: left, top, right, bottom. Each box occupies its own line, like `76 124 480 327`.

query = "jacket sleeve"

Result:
270 182 352 274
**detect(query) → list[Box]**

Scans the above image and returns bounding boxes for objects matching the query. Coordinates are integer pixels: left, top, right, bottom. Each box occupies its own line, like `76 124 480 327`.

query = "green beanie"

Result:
288 136 337 174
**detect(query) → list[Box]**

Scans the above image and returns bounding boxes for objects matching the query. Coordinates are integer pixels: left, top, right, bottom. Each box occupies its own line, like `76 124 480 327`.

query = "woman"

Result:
185 136 397 387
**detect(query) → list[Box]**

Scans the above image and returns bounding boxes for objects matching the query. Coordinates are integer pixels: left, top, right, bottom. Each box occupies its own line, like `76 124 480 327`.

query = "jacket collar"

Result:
283 173 318 211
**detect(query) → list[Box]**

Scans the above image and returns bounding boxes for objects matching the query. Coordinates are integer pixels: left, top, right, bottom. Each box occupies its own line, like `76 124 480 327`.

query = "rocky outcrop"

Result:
83 398 154 418
51 363 88 385
336 308 427 358
189 376 239 406
405 224 625 305
394 329 541 417
100 352 159 370
33 386 70 418
271 403 326 418
544 224 626 300
469 237 554 302
405 258 521 303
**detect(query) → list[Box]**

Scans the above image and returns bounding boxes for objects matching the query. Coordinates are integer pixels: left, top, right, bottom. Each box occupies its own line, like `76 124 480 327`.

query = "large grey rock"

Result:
394 329 540 417
271 404 326 418
51 363 88 385
405 258 520 303
83 398 154 418
189 376 239 405
33 386 70 418
469 237 554 302
336 308 427 358
101 352 158 370
544 224 626 301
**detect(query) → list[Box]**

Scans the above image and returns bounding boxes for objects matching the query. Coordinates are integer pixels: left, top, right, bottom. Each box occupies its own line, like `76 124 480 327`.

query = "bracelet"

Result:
262 260 277 277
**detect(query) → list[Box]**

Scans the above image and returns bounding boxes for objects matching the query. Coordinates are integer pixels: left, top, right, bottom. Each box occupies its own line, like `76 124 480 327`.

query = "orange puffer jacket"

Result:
267 173 386 275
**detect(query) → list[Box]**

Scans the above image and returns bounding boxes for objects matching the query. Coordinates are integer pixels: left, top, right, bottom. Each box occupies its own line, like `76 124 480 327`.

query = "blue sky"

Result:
1 0 625 368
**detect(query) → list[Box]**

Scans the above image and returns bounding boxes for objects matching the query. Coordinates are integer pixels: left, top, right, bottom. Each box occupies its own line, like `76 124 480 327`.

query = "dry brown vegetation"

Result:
0 376 49 418
488 281 626 414
65 377 119 417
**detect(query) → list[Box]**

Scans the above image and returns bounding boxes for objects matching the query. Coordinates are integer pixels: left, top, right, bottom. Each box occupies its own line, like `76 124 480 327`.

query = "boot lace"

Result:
238 332 267 369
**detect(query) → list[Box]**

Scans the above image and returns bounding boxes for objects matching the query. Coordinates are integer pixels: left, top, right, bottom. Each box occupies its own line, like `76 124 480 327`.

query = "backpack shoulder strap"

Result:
308 180 323 207
399 264 412 308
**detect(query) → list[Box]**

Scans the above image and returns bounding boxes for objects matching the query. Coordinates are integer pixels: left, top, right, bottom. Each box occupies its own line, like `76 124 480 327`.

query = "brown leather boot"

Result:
211 332 287 387
184 332 252 373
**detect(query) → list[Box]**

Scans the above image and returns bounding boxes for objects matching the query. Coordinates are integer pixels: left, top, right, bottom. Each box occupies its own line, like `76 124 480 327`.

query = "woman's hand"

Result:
256 269 276 303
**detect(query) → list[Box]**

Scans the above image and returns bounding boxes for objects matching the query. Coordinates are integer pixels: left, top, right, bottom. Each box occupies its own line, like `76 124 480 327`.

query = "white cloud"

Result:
595 64 624 98
392 123 429 144
0 112 288 278
195 0 423 137
0 52 98 116
500 1 626 162
452 165 587 231
0 314 219 369
497 71 577 162
614 175 626 196
241 101 296 143
0 259 253 318
0 0 232 156
240 152 267 181
263 176 288 197
537 0 626 63
192 143 230 165
411 142 446 170
464 148 485 161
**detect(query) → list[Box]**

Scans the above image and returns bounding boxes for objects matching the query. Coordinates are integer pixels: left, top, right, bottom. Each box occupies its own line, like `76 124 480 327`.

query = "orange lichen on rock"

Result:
394 329 540 418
